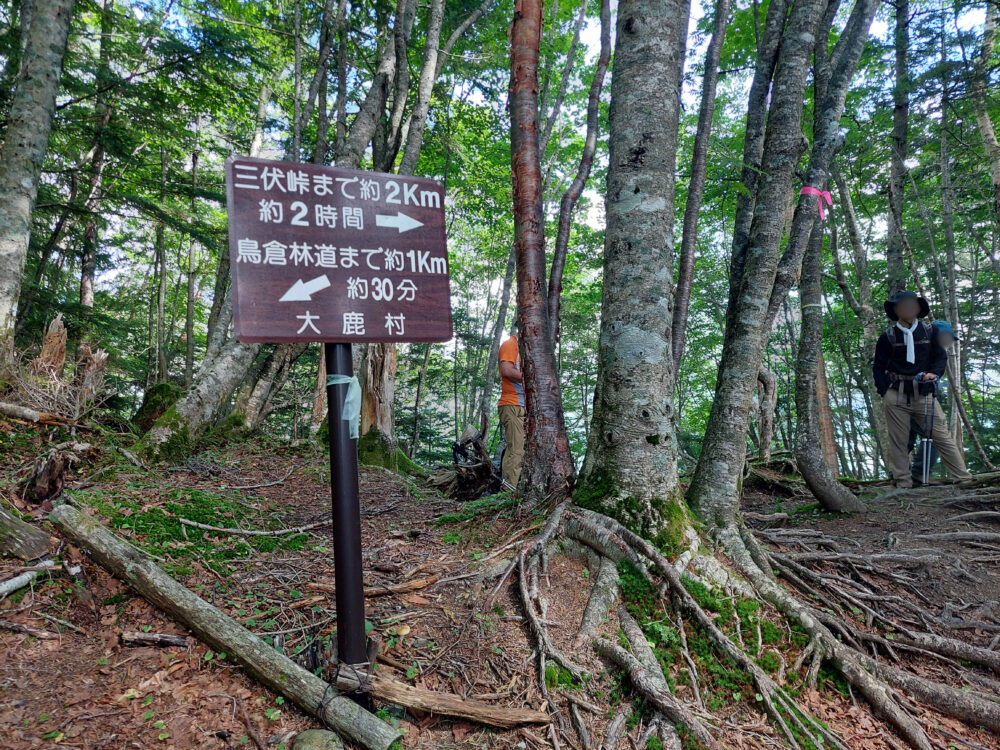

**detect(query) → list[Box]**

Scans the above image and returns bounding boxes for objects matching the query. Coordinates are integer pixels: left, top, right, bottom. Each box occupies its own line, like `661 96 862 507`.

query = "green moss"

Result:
758 651 781 674
69 486 308 576
132 383 182 434
135 404 192 462
436 493 518 525
212 411 247 441
574 471 690 555
357 428 397 470
544 663 576 689
394 448 428 478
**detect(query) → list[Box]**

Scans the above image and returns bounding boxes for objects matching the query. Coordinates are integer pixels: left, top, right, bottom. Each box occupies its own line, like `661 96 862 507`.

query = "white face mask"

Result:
896 320 919 364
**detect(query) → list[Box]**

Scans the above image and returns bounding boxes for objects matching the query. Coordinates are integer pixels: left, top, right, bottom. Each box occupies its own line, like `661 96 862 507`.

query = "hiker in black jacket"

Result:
872 291 971 488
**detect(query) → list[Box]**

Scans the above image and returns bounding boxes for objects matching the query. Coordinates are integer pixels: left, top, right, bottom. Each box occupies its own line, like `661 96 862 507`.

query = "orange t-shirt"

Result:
498 335 524 407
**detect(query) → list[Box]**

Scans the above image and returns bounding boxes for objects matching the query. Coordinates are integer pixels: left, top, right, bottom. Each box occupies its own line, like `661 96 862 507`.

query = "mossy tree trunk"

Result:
577 0 690 545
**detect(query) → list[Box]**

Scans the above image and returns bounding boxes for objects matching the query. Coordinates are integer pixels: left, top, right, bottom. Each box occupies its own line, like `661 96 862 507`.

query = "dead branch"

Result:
121 631 188 647
49 503 401 750
179 518 327 537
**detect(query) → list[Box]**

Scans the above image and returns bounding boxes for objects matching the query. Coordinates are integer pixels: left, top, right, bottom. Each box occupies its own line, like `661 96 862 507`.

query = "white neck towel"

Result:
896 320 919 364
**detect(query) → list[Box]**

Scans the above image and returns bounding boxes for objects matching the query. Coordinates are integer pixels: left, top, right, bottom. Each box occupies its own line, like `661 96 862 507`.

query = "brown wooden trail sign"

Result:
224 156 455 691
225 156 453 344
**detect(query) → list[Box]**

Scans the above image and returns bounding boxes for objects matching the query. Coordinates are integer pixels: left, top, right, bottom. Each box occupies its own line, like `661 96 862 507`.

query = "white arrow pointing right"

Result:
279 274 331 302
376 211 423 233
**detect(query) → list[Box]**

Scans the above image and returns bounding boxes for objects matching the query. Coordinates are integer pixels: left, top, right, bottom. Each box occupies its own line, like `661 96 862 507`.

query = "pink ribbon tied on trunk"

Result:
800 185 833 221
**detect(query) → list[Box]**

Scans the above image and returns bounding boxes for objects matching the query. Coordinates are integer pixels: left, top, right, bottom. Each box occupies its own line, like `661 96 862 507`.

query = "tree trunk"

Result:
689 0 877 528
756 368 777 463
397 0 446 175
477 250 516 430
509 0 576 499
815 352 838 475
671 0 731 373
77 0 113 357
795 224 864 512
0 0 75 344
547 0 610 346
832 170 891 473
577 0 691 541
358 342 399 468
410 343 432 458
310 345 327 437
886 0 909 296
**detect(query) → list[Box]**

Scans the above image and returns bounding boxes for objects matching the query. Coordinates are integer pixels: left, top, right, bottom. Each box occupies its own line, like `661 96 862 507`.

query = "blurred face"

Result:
939 332 956 348
895 298 920 321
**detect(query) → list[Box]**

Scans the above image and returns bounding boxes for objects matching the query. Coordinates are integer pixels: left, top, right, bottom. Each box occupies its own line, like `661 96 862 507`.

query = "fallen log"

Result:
307 573 442 598
0 401 70 426
0 505 51 560
51 505 549 734
179 518 327 537
49 504 400 750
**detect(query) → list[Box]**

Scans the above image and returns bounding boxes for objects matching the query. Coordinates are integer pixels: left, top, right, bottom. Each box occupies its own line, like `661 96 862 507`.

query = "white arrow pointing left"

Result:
279 274 331 302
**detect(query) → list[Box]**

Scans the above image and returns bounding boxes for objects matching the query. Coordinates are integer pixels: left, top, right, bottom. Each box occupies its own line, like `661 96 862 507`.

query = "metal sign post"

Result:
224 157 453 686
324 342 367 667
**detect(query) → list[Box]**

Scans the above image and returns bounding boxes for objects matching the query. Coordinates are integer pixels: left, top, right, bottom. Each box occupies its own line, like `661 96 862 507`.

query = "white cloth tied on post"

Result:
326 374 361 439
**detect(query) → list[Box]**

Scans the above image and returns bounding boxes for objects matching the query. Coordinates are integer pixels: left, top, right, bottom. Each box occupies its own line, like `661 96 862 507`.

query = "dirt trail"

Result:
2 432 999 748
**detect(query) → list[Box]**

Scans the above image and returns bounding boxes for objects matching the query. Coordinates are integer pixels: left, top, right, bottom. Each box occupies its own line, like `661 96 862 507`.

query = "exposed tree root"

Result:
501 499 1000 749
593 637 719 749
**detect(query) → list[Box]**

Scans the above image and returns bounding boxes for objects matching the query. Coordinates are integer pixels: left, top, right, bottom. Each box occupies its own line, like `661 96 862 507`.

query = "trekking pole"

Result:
922 380 937 485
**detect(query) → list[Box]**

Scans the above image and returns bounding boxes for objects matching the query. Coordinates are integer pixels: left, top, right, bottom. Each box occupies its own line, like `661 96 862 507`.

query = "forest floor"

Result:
1 423 999 750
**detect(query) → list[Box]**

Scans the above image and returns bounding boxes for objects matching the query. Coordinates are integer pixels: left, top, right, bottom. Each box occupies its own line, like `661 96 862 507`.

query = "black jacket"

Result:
872 321 947 397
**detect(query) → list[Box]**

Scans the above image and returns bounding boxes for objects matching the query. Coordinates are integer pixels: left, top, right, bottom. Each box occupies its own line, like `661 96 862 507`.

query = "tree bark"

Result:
815 352 838 475
410 343 432 458
509 0 576 499
397 0 446 176
795 224 865 512
886 0 909 296
310 345 327 437
0 0 75 344
578 0 691 538
547 0 610 346
478 250 516 430
831 170 891 472
689 0 876 528
671 0 731 374
756 368 777 463
0 505 50 561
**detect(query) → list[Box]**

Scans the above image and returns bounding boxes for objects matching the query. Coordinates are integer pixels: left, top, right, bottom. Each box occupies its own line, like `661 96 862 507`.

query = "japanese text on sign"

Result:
225 157 453 343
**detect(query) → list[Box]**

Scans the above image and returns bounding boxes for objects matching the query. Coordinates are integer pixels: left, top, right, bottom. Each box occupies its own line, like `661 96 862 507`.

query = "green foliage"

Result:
68 484 308 576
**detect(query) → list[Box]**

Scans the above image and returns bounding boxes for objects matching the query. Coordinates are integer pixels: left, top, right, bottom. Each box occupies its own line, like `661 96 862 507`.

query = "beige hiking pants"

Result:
883 390 971 488
498 405 525 490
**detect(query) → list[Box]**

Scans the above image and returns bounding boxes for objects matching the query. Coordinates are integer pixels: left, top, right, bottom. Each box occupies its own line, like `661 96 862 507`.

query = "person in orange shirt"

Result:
497 333 525 490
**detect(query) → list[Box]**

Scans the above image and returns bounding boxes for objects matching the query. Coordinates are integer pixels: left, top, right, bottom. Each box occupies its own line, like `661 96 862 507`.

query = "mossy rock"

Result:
132 382 182 434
